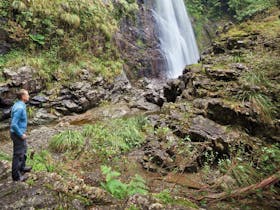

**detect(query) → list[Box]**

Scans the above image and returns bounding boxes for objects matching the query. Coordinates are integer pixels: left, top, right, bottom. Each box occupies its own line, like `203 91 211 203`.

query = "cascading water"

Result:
152 0 200 78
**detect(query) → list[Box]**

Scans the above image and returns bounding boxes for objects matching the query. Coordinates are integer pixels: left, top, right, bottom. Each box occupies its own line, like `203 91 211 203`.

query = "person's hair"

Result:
17 89 28 100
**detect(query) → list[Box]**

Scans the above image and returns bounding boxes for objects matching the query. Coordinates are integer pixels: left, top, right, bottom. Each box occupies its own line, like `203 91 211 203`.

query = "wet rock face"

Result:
159 60 279 142
115 1 167 79
52 81 106 114
189 116 229 143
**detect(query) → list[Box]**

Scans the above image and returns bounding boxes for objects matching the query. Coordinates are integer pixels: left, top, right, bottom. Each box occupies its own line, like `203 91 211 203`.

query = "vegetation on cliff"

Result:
185 0 279 48
0 0 138 82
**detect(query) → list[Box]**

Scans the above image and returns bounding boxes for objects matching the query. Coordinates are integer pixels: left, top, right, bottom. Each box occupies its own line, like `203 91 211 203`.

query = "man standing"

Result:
10 89 32 181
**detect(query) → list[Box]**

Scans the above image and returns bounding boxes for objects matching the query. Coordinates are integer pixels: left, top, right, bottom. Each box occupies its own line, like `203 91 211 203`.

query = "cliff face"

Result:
115 1 167 80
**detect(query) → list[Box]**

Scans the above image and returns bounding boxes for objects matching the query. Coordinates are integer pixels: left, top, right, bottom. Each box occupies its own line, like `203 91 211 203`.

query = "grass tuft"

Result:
49 130 85 153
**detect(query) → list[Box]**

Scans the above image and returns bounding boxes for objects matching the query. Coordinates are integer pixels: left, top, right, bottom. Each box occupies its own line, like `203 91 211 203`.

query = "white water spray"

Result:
152 0 200 78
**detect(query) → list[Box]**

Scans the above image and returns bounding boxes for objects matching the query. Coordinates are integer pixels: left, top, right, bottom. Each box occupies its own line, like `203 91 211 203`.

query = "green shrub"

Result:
101 165 148 199
228 0 274 21
186 0 276 21
49 130 85 153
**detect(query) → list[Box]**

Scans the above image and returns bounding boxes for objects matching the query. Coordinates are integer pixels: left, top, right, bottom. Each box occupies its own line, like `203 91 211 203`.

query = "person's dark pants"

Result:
10 132 27 181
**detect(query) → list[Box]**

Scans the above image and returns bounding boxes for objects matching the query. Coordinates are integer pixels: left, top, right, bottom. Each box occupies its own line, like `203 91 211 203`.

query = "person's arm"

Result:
11 108 24 138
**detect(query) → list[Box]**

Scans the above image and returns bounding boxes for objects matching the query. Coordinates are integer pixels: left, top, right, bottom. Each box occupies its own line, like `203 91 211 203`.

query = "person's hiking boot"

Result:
13 174 28 182
19 174 28 182
21 166 32 174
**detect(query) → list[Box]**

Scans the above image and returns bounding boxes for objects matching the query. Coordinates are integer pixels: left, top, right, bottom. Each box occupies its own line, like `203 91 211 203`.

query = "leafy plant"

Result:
101 165 148 199
258 144 280 174
29 34 45 45
26 150 55 172
49 130 85 153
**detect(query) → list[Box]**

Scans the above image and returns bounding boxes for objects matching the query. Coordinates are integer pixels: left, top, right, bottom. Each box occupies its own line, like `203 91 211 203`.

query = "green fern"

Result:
101 165 148 199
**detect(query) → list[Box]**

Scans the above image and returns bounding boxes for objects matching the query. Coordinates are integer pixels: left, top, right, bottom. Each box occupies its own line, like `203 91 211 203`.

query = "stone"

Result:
205 67 240 81
212 42 226 54
70 81 91 91
0 160 114 209
188 115 231 157
189 116 229 142
149 203 164 210
163 79 183 102
217 175 237 191
141 136 177 174
61 100 80 112
31 108 58 125
131 98 160 112
29 95 49 107
3 66 45 93
0 161 10 181
145 91 165 107
0 108 11 121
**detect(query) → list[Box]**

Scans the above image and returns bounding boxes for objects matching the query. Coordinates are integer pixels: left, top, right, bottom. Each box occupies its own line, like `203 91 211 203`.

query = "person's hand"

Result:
21 134 27 140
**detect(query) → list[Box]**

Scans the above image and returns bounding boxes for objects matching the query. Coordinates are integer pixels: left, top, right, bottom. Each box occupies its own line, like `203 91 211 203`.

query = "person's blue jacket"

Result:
10 100 27 138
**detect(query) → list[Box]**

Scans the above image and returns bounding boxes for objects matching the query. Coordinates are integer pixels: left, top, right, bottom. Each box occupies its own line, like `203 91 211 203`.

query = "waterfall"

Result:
152 0 200 78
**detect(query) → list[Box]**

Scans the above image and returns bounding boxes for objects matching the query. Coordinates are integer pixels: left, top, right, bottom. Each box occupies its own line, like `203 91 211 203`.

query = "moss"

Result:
223 9 280 39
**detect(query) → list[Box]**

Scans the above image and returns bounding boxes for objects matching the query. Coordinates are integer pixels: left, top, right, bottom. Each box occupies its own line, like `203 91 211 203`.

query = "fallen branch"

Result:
197 170 280 201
